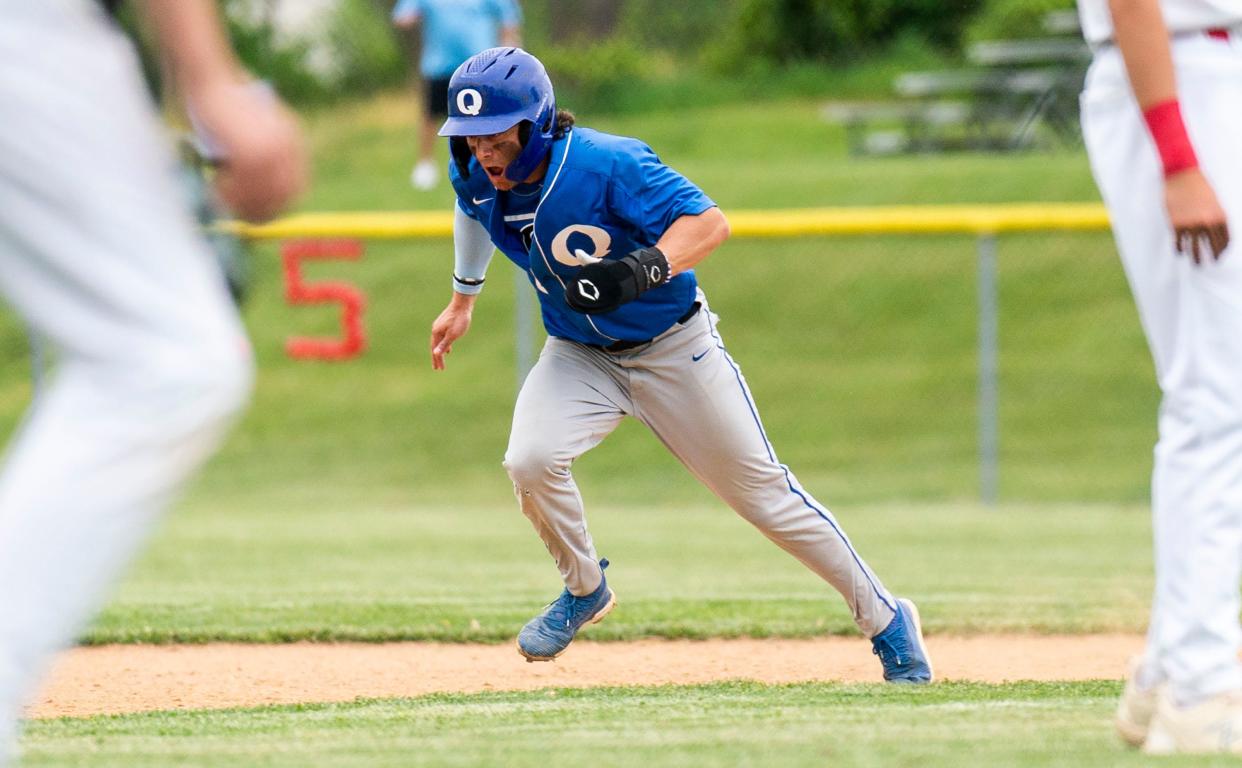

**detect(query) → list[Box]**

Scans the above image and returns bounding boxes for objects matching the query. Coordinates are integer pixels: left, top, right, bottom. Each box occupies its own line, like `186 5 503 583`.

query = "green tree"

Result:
717 0 984 67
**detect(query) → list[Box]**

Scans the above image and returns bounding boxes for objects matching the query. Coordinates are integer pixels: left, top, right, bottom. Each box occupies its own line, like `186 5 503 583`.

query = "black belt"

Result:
600 302 700 353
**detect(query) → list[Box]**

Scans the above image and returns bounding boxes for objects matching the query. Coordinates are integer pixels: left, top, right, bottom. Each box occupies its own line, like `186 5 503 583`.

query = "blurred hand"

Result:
1165 168 1230 264
190 80 307 223
430 295 476 370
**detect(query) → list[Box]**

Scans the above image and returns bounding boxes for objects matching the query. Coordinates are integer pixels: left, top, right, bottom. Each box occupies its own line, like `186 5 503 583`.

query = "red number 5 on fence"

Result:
281 239 367 361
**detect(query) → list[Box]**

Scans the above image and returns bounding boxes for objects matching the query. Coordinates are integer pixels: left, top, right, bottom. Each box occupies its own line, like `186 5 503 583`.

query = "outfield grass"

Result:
28 681 1223 768
85 498 1152 643
299 97 1103 211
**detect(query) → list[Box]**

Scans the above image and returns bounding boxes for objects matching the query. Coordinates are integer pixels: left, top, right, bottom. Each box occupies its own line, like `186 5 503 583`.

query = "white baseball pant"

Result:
0 1 253 761
1082 29 1242 705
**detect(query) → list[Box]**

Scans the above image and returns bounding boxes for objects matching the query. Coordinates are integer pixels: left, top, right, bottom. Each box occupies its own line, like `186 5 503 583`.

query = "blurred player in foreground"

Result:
391 0 521 190
0 1 305 763
428 47 932 683
1078 0 1241 755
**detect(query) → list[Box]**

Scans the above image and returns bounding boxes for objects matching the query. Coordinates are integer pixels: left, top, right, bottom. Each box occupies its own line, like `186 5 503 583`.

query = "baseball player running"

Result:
1078 0 1242 754
0 1 304 763
428 47 932 683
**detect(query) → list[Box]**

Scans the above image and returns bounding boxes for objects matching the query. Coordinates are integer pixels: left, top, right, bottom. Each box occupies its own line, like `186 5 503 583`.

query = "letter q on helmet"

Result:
439 47 556 183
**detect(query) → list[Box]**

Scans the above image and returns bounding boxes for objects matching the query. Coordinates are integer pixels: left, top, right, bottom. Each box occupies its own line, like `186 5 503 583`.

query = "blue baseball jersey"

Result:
450 127 716 346
391 0 521 79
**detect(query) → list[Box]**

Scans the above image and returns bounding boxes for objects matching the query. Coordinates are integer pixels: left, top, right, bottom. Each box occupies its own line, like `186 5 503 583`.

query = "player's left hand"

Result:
565 247 671 314
1165 168 1231 264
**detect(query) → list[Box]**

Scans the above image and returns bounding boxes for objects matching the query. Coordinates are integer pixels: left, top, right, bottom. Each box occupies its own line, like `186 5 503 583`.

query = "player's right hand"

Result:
189 80 308 223
565 247 670 315
430 295 476 370
1165 168 1231 264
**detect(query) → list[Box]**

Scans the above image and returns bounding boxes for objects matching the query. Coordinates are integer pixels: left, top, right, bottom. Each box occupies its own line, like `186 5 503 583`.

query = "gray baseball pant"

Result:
504 291 898 638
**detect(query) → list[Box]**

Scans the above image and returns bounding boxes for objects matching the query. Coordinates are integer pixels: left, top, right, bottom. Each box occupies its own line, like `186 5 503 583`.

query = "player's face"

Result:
466 125 525 190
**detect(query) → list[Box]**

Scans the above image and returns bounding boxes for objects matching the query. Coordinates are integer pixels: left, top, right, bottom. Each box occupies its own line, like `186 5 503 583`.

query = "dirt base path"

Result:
29 634 1142 719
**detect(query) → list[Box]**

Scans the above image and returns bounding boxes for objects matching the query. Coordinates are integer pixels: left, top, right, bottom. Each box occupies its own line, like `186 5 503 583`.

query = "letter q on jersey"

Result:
456 89 483 116
551 224 612 267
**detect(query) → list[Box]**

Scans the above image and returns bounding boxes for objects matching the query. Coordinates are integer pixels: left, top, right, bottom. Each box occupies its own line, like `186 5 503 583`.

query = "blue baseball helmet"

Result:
438 47 556 183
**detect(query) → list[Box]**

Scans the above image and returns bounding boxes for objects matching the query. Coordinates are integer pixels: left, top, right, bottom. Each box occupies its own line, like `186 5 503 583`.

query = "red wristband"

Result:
1143 99 1199 177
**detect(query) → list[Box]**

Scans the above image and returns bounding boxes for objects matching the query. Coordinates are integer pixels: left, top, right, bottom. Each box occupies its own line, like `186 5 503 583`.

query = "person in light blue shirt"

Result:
392 0 521 190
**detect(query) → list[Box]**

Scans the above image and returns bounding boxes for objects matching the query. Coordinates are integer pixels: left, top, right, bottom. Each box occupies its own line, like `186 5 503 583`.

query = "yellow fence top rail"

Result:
226 202 1110 240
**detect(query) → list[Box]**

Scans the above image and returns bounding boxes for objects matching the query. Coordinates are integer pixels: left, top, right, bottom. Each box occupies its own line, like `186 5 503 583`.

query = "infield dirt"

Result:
30 634 1141 719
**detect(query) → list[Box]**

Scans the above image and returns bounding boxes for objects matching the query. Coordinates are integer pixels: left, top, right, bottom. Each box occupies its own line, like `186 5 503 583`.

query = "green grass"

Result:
299 97 1102 211
30 681 1236 768
85 498 1152 643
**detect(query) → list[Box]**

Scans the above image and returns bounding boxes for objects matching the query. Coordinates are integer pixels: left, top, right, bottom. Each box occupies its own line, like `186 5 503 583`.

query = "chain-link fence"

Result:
686 228 1153 507
212 208 1152 508
1 215 1152 509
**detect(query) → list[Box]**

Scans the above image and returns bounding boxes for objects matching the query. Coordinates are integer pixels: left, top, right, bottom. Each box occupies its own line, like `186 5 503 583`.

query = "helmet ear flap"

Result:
503 103 555 182
450 136 473 176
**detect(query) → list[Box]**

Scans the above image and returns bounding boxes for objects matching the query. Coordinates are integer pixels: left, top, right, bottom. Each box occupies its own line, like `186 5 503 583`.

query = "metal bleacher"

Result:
827 11 1091 156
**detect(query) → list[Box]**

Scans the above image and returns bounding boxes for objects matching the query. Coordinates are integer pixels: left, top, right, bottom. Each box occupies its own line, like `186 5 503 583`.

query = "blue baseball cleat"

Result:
871 598 934 684
517 559 616 662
